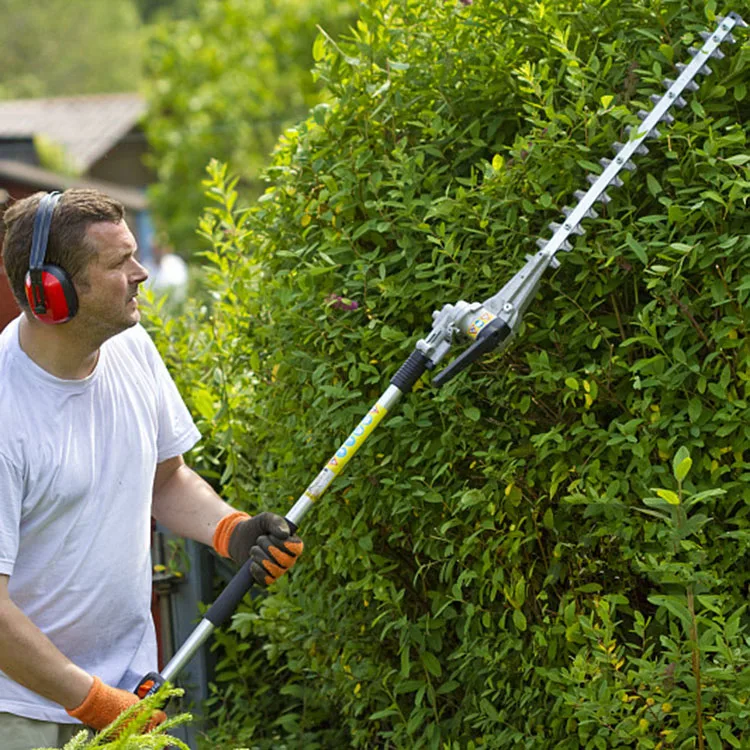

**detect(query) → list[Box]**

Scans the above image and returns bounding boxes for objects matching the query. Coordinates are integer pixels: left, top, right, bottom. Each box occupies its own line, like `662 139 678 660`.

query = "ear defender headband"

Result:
24 191 79 324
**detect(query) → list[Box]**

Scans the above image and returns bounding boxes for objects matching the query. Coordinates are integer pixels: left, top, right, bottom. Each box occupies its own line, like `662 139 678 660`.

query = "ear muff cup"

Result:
24 264 79 324
23 191 79 324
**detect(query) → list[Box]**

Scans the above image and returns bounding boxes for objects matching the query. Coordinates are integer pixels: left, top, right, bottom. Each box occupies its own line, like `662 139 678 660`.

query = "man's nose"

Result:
132 258 149 283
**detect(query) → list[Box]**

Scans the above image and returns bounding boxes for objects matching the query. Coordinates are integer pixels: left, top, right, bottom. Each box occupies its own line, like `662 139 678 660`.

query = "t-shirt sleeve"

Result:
0 453 22 576
135 327 201 462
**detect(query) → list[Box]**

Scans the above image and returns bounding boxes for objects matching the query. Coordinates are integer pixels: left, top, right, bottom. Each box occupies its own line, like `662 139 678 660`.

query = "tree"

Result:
0 0 143 100
143 0 358 251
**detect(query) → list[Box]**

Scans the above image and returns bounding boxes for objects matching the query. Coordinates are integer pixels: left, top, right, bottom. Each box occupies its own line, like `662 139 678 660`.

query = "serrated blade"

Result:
528 12 744 269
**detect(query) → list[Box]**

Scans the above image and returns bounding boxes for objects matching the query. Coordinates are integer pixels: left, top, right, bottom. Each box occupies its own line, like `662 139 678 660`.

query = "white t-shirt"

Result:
0 316 200 723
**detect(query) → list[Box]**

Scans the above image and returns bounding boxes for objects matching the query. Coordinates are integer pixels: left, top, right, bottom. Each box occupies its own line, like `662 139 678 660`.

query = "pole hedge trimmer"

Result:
136 11 746 698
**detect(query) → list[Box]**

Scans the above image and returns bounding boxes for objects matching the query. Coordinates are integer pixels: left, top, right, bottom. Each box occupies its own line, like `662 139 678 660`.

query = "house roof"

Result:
0 93 146 173
0 159 148 212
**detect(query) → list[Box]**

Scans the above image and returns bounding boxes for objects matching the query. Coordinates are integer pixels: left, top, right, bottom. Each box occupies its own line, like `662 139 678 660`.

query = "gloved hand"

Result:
212 511 304 587
66 676 166 735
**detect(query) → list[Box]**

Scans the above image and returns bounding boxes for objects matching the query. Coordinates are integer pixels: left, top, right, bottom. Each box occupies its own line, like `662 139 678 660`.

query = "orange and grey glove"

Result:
66 676 166 735
212 511 304 586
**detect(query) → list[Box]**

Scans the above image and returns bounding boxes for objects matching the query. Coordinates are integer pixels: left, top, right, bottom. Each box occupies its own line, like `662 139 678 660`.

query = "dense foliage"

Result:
143 0 749 747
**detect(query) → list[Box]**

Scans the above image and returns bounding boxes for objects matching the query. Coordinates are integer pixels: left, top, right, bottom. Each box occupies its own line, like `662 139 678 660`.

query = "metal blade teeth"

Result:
552 217 585 237
676 61 711 79
528 251 561 269
635 113 660 138
663 76 696 95
563 205 599 220
526 251 560 268
700 29 736 44
613 140 649 157
726 12 747 27
573 188 611 206
649 97 678 120
674 64 701 91
638 106 674 128
597 158 626 185
661 82 689 107
535 237 572 254
687 47 714 73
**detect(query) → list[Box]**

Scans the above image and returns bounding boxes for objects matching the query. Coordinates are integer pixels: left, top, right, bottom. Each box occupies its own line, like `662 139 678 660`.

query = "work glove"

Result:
66 676 166 735
212 511 304 586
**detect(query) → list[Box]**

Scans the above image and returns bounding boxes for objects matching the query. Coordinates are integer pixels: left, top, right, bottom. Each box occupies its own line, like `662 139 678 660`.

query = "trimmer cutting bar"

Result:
533 12 744 266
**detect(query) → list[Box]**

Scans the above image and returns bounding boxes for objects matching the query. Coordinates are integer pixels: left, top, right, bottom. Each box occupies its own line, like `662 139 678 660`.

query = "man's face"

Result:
74 221 149 342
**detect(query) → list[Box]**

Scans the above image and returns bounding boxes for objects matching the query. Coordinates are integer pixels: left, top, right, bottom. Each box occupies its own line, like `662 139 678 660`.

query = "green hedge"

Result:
146 1 750 747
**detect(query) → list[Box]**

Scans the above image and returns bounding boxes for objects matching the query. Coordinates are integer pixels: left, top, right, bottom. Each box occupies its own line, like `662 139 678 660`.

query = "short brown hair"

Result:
2 189 125 309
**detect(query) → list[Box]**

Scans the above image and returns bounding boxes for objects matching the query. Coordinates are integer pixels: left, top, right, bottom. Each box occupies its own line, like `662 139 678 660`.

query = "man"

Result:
0 189 303 749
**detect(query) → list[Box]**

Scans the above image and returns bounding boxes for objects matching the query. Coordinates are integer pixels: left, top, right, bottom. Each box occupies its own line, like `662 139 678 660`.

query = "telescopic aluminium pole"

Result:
135 350 430 698
135 10 745 699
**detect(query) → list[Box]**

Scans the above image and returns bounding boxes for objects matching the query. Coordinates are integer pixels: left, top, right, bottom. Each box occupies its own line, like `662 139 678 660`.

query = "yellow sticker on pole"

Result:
326 402 388 476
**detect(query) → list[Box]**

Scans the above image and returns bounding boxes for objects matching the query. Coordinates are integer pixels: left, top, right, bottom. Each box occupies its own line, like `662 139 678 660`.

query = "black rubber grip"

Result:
391 349 430 393
204 562 254 627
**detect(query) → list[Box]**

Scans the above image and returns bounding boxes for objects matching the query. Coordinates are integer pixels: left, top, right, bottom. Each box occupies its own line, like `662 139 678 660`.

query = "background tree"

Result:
0 0 144 99
142 0 358 251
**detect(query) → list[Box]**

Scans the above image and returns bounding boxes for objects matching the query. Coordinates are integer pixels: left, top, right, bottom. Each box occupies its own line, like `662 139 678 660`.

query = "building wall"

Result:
87 128 152 189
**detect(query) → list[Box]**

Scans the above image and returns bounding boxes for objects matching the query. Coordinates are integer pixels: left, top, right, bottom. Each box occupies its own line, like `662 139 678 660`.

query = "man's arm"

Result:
0 574 93 709
152 455 304 587
151 455 236 544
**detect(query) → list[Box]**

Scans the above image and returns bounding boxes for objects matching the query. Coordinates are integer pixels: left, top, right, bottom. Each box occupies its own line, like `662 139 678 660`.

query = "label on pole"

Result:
325 402 389 476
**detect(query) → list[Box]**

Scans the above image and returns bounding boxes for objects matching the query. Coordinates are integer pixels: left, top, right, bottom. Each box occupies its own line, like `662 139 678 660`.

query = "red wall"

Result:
0 181 36 331
0 264 19 331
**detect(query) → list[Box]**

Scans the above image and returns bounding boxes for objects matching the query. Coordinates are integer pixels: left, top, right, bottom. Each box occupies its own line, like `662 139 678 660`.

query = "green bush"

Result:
146 0 750 747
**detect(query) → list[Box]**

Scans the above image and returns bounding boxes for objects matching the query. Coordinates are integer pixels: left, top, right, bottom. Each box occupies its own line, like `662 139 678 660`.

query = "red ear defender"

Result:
23 192 78 324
